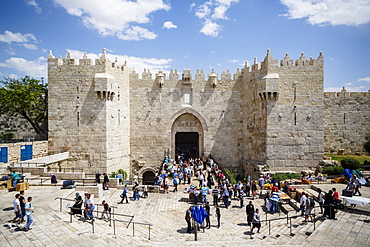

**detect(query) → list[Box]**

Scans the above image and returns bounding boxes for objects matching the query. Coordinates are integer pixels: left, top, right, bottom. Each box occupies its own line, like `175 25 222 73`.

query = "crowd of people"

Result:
7 155 358 235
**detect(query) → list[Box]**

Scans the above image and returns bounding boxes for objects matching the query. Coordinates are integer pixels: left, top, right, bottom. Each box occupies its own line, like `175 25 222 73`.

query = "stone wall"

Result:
129 68 244 176
0 115 37 140
324 88 370 154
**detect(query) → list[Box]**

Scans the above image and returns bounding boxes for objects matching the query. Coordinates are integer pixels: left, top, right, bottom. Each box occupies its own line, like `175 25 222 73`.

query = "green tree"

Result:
341 158 361 170
364 132 370 155
0 76 48 139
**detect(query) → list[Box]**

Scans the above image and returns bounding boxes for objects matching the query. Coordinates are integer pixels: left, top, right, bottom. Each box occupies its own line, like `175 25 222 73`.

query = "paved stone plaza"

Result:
1 182 370 246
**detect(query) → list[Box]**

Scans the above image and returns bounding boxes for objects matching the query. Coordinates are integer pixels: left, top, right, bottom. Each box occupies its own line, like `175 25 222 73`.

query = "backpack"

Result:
308 197 315 207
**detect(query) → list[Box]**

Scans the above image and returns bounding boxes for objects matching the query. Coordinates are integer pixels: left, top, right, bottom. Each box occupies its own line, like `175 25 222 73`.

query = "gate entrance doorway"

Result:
175 132 199 161
142 171 155 185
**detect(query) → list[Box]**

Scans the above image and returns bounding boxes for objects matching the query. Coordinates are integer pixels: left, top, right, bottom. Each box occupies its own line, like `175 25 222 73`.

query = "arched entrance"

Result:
171 113 204 161
142 171 156 185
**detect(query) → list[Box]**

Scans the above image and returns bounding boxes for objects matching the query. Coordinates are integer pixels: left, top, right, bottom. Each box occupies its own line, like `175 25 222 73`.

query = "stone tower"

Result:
241 50 324 174
48 49 131 174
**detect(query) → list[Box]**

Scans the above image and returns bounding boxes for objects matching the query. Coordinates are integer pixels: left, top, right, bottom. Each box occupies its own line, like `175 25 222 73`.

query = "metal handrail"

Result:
63 204 152 240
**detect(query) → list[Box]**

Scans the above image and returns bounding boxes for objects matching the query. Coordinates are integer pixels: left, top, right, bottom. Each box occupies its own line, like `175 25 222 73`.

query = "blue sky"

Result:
0 0 369 92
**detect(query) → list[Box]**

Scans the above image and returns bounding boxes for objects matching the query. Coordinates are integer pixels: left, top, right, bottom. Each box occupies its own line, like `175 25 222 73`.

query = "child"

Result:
101 200 111 220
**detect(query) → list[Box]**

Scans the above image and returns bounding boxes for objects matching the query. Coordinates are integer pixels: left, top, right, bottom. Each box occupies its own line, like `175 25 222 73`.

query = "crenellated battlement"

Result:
324 87 370 98
48 48 128 72
242 49 324 74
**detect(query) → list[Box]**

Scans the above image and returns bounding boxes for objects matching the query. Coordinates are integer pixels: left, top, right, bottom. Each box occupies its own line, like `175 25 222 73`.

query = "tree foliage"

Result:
0 76 48 138
340 158 361 170
364 132 370 155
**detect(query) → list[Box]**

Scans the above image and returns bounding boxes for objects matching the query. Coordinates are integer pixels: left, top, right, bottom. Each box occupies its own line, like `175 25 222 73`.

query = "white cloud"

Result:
117 26 157 41
345 82 353 86
53 0 170 41
0 30 38 51
66 49 172 77
23 43 38 50
162 21 177 29
358 77 370 83
200 19 221 37
189 3 196 11
194 0 238 37
280 0 370 26
228 59 239 63
0 57 47 78
26 0 42 14
9 74 18 79
0 30 37 44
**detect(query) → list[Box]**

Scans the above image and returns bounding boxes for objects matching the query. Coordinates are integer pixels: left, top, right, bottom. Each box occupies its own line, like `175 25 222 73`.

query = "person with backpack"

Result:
303 196 315 222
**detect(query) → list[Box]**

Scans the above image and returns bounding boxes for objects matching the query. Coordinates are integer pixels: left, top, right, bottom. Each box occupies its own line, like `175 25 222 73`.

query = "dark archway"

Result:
171 113 204 160
142 171 156 185
175 132 199 161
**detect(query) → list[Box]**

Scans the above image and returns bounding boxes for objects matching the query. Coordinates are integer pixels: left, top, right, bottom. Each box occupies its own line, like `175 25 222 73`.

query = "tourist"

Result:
251 181 258 200
258 175 265 195
317 188 325 214
221 182 230 209
19 190 26 225
270 192 279 213
24 197 34 231
271 183 278 193
12 170 19 188
345 179 356 195
215 204 221 228
239 189 245 208
9 194 21 228
173 175 179 192
85 194 95 220
246 201 254 226
101 200 111 220
163 175 169 193
204 201 211 229
303 196 314 222
300 192 307 216
353 175 362 196
133 182 140 200
120 185 129 203
51 174 58 184
95 171 100 183
198 172 204 187
245 181 251 197
251 208 261 233
71 192 83 215
212 186 219 206
185 206 193 233
201 186 209 204
187 168 192 184
178 171 184 185
246 174 251 185
323 190 336 219
83 191 89 218
103 173 109 190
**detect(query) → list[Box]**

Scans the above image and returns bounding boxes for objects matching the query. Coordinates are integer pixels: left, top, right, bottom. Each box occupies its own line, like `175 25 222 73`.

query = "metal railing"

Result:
55 197 152 240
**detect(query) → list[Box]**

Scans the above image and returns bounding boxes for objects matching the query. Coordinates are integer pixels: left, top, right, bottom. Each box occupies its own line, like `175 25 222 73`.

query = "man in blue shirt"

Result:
12 170 19 188
120 184 129 203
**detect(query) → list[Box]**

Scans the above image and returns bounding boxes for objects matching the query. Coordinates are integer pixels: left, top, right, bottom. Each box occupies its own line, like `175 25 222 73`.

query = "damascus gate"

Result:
47 49 370 182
